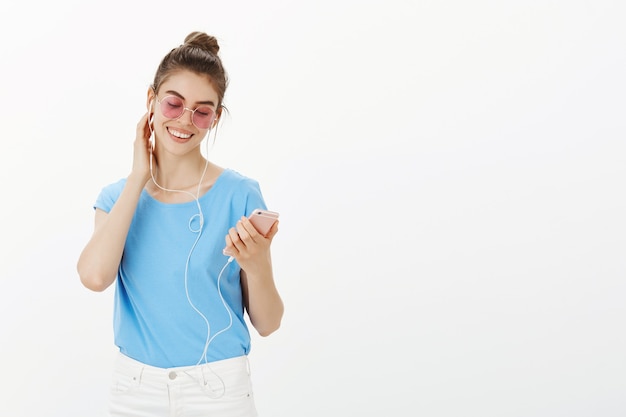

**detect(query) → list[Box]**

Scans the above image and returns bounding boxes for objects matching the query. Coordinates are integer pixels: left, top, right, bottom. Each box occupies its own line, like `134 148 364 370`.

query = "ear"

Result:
146 87 156 113
212 106 223 128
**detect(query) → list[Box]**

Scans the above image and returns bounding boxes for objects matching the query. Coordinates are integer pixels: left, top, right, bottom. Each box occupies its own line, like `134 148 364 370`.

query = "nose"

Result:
180 107 195 126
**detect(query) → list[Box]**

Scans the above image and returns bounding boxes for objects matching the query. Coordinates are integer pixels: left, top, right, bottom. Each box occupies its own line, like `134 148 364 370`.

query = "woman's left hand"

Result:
223 216 278 272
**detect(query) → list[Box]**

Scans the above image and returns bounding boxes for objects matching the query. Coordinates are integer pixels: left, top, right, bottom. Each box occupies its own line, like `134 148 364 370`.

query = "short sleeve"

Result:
94 178 126 213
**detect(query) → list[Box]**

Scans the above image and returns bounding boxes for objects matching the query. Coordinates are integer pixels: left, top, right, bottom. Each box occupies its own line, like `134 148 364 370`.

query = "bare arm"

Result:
77 113 152 292
225 218 284 336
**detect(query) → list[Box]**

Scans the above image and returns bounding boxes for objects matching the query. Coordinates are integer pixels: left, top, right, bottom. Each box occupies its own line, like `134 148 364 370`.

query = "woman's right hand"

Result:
131 112 153 184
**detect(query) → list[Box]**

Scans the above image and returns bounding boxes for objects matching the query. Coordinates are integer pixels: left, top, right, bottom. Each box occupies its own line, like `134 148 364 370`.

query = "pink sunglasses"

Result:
156 95 217 129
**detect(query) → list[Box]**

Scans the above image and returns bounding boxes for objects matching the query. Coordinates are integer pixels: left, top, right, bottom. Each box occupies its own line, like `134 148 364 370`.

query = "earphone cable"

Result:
148 121 233 368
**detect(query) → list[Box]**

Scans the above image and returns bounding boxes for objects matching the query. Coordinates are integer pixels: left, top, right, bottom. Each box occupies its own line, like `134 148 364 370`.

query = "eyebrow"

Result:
164 90 216 107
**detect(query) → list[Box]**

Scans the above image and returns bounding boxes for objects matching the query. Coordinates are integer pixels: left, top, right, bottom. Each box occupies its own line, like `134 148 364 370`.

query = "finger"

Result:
223 234 237 257
236 220 255 248
137 112 152 141
238 217 260 241
228 226 245 251
136 112 148 131
265 220 279 240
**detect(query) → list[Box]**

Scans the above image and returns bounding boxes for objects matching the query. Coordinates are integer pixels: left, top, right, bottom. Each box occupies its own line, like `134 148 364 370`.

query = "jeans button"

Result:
169 371 177 380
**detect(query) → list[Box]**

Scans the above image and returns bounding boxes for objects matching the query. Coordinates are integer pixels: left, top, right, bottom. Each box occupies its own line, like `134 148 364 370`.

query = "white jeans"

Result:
109 352 258 417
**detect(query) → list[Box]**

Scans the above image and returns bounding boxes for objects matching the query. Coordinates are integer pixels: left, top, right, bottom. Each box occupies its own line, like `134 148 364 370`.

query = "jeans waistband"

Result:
115 351 250 384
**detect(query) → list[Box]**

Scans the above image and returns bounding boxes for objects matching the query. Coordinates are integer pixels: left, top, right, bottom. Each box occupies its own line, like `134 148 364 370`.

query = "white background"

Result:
1 1 624 416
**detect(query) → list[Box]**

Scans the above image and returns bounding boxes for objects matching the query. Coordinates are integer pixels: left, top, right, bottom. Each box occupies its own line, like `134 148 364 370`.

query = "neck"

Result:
151 155 210 192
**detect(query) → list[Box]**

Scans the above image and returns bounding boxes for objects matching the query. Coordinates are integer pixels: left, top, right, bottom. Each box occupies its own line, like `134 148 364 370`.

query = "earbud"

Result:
148 100 155 150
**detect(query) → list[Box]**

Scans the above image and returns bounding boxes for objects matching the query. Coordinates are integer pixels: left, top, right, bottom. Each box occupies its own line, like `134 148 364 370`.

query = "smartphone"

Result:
248 209 279 237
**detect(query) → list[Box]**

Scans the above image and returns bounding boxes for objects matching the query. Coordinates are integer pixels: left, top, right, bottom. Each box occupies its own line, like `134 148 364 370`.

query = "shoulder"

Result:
102 177 127 192
94 178 127 212
220 168 262 191
217 169 267 211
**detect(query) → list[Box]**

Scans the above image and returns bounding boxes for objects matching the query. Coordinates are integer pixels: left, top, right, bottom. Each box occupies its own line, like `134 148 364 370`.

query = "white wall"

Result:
1 1 624 416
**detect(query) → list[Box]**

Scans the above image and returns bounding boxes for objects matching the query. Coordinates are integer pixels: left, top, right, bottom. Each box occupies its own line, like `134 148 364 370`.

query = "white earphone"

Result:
148 100 155 150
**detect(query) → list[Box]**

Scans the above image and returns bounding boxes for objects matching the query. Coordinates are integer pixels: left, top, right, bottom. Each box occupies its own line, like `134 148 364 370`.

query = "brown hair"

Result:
151 31 229 110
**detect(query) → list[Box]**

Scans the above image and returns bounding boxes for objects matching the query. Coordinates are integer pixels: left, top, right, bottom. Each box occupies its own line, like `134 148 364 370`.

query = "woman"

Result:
77 31 284 416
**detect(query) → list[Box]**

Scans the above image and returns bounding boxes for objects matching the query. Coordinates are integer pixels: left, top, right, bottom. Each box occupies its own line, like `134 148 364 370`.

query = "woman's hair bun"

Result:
184 31 220 55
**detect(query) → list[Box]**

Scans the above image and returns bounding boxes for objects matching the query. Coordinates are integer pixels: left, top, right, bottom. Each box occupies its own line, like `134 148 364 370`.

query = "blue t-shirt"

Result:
94 169 267 368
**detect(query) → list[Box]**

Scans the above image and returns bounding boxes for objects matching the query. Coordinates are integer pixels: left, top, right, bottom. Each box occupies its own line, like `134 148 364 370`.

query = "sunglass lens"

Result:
192 106 215 129
161 96 185 119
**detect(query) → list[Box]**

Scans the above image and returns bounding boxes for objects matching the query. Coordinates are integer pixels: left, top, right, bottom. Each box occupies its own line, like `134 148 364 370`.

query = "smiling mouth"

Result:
168 127 192 139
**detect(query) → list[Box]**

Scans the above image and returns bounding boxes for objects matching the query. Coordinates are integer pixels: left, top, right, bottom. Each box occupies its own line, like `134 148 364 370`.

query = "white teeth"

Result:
168 128 192 139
